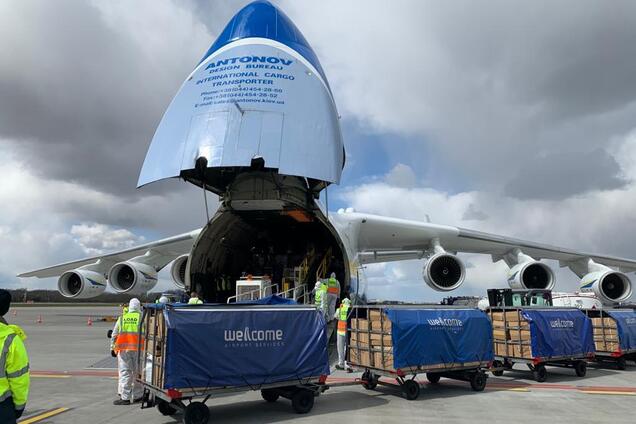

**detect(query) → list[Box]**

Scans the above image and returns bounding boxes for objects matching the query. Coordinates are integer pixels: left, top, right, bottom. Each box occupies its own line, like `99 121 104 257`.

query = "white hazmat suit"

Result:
111 298 143 404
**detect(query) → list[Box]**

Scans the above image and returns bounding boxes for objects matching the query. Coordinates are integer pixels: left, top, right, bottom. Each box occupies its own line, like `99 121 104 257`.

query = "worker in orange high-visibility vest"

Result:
325 272 340 320
334 298 351 371
111 298 143 405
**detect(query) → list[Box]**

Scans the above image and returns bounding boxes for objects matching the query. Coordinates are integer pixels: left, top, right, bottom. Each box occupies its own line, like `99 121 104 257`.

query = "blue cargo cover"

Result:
520 309 594 359
607 310 636 351
385 309 494 370
237 295 297 305
163 306 329 389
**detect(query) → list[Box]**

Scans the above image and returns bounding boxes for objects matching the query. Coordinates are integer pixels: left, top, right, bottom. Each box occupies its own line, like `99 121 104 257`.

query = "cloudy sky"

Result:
2 0 636 301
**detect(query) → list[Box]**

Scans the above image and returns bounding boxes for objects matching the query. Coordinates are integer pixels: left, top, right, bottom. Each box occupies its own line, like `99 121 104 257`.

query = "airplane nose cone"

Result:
200 0 327 83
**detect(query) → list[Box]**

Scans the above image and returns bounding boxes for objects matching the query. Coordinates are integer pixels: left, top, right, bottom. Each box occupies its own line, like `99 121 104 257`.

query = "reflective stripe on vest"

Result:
115 311 141 351
327 278 339 294
336 305 349 336
0 330 30 407
314 289 323 305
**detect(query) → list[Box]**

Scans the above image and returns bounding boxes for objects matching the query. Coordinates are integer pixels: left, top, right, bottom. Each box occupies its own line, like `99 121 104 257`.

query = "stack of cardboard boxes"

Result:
591 316 619 353
348 309 394 370
490 310 533 359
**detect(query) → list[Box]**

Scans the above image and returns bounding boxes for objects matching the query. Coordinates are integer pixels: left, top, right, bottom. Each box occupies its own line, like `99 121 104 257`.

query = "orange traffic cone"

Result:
87 316 93 326
36 315 43 324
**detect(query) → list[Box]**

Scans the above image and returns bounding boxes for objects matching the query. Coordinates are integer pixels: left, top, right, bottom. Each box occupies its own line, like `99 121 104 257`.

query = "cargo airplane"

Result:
19 1 636 307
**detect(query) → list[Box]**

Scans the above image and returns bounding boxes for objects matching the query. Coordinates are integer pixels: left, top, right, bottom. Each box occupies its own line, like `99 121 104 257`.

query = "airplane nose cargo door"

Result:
182 109 283 173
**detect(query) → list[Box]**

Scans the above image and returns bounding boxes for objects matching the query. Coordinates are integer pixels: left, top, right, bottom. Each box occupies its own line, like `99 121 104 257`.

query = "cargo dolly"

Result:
140 376 328 423
489 307 593 382
583 308 636 370
346 305 491 400
137 303 331 424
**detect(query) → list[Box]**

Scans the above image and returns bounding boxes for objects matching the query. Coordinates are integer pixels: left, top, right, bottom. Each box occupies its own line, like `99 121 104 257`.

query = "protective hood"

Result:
129 298 141 312
0 323 27 341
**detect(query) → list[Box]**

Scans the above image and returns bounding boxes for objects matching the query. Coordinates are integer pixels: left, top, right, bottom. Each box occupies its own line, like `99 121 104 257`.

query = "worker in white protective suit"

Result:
111 298 143 405
334 298 351 371
325 272 340 321
313 281 327 318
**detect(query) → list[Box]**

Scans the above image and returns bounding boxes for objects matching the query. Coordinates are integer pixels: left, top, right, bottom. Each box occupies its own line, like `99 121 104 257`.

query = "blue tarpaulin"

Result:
607 310 636 351
163 306 329 389
520 309 594 359
384 309 494 369
237 295 297 305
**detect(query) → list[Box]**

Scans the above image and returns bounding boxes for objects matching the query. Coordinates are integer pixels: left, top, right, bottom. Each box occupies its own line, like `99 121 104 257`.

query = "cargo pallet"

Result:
137 305 328 424
347 305 490 400
489 307 592 382
583 308 636 370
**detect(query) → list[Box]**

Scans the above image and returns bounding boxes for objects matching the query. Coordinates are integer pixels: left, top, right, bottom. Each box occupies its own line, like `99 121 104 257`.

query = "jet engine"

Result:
507 261 555 290
423 252 466 291
58 269 107 299
580 270 632 304
170 254 188 290
108 261 158 295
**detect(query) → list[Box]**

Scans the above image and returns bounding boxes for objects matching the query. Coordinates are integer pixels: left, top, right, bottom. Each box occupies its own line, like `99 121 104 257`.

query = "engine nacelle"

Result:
580 271 632 304
423 252 466 291
170 255 188 290
58 269 107 299
507 261 555 290
108 261 158 295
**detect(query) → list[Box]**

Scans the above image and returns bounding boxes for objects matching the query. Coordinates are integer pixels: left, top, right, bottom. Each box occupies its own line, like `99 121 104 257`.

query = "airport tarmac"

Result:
8 305 636 423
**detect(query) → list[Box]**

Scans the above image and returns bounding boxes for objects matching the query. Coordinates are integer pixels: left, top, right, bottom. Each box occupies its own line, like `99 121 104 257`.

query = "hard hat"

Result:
330 272 336 278
342 298 351 305
315 281 322 289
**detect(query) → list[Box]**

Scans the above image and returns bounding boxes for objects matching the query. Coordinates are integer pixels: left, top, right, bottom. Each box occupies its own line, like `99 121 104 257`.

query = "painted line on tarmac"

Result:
579 390 636 396
32 374 71 379
33 370 117 377
19 407 70 423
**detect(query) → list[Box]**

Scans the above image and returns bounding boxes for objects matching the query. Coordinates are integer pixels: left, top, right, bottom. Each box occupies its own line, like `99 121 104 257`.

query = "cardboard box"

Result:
351 319 370 331
595 341 620 353
349 348 371 367
373 351 394 370
494 341 532 358
594 335 618 342
591 317 617 328
491 311 523 322
493 329 509 340
350 332 370 344
369 309 387 321
509 329 531 341
370 333 392 346
593 327 618 335
371 320 392 332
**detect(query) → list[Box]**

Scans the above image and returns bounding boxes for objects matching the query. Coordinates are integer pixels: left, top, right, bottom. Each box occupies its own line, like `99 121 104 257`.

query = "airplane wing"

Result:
18 230 201 278
343 212 636 273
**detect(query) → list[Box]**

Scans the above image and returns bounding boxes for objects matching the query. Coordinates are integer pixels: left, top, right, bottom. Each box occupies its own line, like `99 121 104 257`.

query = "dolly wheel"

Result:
491 360 504 377
470 372 487 392
533 364 547 382
574 361 587 377
291 389 315 414
183 401 210 424
402 379 420 400
616 357 627 371
362 373 378 390
426 373 441 384
261 389 280 403
157 399 177 416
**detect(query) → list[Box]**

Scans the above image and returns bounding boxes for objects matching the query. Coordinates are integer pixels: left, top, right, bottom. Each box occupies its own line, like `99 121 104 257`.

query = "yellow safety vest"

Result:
336 304 350 336
188 297 203 305
0 323 29 410
314 285 326 306
115 311 142 352
327 277 339 295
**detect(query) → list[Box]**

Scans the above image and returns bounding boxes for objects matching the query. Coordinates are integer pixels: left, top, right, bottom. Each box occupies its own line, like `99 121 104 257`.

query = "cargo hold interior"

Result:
188 209 347 303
